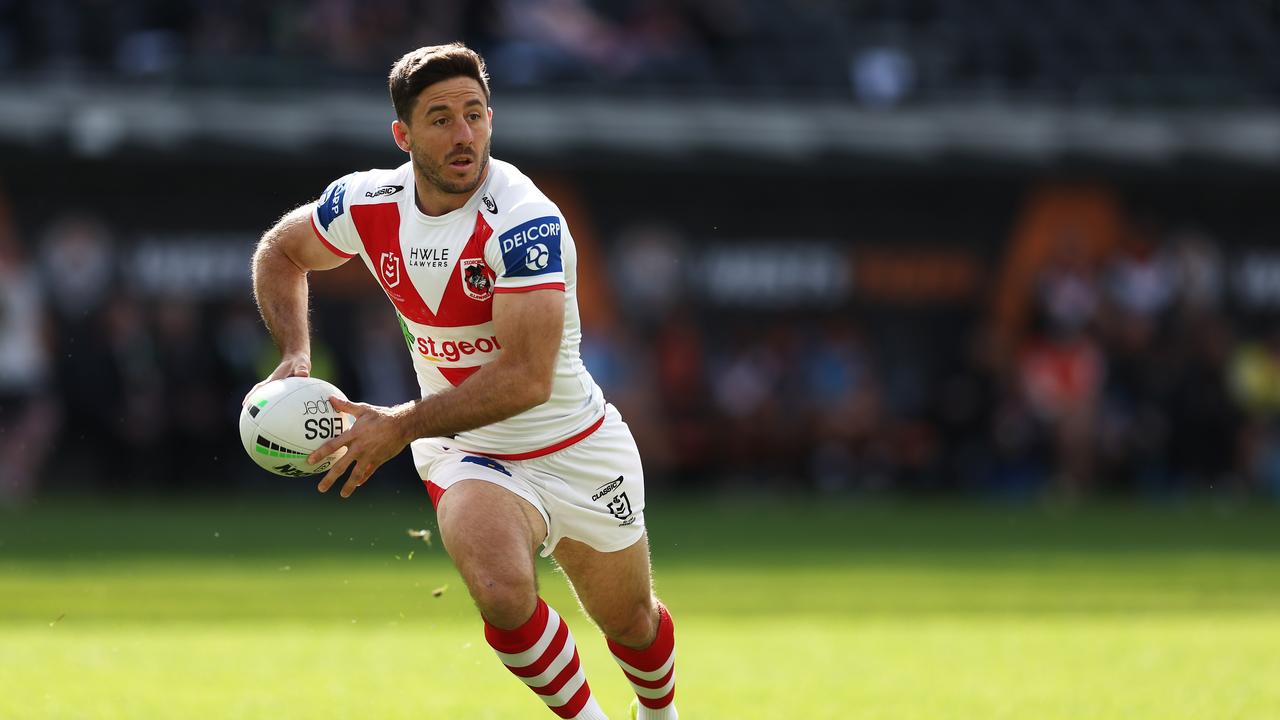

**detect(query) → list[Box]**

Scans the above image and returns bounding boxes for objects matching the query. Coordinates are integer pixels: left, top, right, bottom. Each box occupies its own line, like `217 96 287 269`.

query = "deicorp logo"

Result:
499 216 563 278
317 179 347 230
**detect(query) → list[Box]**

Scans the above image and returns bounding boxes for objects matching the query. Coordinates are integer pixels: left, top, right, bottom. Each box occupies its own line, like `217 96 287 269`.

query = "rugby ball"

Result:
239 377 354 477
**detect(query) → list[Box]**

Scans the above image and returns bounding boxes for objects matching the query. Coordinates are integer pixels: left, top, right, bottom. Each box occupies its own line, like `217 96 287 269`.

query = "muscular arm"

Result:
245 205 349 398
311 288 565 497
398 289 564 439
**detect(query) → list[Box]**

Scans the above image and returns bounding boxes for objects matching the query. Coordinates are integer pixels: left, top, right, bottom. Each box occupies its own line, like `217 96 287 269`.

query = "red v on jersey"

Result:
351 205 497 328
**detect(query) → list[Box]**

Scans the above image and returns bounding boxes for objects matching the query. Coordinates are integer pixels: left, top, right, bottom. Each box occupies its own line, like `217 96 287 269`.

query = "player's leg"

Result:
553 534 678 720
436 479 610 720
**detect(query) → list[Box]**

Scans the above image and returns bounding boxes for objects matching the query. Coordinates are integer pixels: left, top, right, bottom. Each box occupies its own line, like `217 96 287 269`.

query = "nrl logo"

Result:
460 258 493 301
607 492 632 521
272 463 310 478
380 252 401 288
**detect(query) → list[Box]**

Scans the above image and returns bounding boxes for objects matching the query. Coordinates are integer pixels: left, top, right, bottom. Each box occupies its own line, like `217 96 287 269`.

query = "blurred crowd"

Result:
3 0 1278 104
0 0 852 94
593 211 1277 501
4 182 1280 505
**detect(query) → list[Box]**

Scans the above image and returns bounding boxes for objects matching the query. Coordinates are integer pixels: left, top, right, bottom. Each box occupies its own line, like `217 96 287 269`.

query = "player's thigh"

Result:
437 479 549 589
553 532 656 644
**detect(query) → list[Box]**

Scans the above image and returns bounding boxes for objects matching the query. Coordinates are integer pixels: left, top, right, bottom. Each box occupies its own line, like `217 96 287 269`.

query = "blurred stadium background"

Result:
3 2 1280 718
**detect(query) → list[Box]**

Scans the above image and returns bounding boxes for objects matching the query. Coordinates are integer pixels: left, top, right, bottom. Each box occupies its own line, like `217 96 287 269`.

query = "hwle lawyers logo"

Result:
380 252 401 288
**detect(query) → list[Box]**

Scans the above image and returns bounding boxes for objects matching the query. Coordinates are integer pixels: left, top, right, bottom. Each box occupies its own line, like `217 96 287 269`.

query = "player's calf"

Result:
438 481 609 718
594 595 660 649
608 602 678 720
485 597 610 720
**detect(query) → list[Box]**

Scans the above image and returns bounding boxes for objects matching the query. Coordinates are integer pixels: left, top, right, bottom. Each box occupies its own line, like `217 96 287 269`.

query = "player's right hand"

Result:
242 352 311 407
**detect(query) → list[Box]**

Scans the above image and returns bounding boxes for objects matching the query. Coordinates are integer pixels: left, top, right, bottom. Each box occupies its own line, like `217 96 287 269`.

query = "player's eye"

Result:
433 117 448 127
468 113 482 121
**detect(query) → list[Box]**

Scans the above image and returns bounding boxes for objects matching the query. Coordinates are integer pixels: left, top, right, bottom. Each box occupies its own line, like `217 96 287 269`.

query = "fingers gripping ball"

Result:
240 377 355 477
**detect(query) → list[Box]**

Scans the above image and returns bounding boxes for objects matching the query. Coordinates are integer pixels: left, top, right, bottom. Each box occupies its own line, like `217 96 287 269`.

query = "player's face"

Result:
398 77 492 197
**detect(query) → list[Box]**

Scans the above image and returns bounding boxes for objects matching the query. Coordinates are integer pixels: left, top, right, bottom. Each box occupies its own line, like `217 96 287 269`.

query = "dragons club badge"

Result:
460 258 494 301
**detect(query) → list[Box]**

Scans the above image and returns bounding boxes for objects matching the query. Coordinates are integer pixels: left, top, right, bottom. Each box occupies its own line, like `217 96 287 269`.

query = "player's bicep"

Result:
267 204 350 272
492 289 564 392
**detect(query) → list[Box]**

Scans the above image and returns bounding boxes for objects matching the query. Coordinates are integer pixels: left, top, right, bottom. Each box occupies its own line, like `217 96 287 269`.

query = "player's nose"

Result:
452 119 474 145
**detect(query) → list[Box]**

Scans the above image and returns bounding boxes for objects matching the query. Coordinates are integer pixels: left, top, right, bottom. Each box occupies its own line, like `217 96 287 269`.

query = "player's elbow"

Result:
524 372 554 409
510 366 554 411
253 233 305 279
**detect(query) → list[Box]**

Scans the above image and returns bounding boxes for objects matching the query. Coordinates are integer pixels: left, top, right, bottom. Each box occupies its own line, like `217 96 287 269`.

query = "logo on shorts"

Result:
592 476 624 502
461 455 511 477
607 492 632 522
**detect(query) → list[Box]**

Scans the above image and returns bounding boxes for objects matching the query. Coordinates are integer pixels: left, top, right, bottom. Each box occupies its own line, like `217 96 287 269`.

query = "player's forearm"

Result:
394 358 551 443
251 241 312 358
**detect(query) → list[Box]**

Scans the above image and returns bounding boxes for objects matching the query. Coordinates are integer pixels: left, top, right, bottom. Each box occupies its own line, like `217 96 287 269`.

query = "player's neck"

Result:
414 164 489 217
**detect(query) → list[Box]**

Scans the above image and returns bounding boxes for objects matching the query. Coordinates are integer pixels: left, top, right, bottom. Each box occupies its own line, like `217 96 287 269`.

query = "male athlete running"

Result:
246 43 677 720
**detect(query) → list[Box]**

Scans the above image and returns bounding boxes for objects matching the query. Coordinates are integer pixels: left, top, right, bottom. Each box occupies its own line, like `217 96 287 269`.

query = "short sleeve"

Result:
310 174 361 259
483 204 568 294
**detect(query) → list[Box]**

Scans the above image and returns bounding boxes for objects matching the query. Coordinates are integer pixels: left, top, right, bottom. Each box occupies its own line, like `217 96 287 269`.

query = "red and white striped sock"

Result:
608 603 677 720
484 598 609 720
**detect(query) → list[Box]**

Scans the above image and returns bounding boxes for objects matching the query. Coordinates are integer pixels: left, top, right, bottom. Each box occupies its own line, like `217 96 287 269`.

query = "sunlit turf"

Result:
2 496 1280 719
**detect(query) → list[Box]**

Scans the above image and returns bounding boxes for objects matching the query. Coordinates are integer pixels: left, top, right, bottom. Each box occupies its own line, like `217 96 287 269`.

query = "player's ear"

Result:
391 119 411 153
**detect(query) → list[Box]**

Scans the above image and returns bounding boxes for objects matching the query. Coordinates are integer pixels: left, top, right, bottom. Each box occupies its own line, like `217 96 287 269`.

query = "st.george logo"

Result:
380 252 401 288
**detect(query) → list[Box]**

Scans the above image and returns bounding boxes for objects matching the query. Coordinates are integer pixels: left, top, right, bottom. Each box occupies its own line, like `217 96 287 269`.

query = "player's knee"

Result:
602 597 659 649
468 573 538 629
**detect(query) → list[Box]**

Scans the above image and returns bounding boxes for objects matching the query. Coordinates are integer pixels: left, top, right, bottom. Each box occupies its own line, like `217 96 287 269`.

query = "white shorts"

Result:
411 404 645 556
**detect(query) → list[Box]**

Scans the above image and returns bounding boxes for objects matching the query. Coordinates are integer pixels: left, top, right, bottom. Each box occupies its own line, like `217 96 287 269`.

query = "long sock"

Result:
485 597 609 720
608 602 677 720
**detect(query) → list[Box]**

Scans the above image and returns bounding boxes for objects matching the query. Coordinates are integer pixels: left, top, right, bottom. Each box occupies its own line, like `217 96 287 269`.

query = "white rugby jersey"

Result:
309 158 605 458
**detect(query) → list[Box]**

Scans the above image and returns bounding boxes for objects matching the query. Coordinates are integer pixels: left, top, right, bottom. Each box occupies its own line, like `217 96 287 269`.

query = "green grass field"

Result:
3 495 1280 719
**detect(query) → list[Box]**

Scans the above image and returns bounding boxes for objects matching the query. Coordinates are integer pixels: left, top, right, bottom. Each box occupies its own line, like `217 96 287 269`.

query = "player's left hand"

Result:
309 396 411 498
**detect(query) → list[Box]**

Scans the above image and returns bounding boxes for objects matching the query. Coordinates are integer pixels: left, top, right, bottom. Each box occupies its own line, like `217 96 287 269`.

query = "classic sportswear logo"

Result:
365 184 404 198
482 193 498 214
499 216 563 278
414 333 502 363
592 476 624 502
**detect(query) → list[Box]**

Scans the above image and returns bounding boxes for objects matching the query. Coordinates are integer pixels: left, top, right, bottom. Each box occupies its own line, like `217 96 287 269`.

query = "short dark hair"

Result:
389 43 491 123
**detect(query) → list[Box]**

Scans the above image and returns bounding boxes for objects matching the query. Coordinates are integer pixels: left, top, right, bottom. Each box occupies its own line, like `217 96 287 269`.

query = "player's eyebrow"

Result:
426 98 485 115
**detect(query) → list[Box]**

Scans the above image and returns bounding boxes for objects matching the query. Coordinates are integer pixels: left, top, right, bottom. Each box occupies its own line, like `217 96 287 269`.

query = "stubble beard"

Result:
414 138 491 196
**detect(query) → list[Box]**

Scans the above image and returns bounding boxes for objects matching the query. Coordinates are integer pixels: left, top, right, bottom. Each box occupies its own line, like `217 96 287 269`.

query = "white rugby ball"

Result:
239 377 354 477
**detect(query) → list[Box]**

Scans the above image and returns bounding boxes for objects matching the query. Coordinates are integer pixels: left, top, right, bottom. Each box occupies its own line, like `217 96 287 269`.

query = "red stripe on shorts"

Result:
476 414 604 461
424 480 446 507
